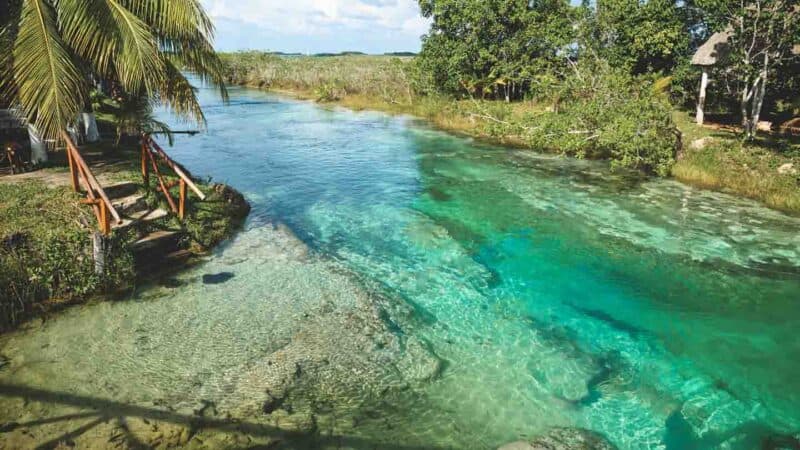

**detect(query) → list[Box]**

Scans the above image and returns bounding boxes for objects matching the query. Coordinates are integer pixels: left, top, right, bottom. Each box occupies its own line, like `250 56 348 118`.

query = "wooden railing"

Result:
62 131 122 235
140 134 205 219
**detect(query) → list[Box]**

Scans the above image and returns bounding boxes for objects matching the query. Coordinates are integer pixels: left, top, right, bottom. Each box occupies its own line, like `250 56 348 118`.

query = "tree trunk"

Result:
696 68 709 125
27 124 48 164
82 112 100 142
741 79 753 138
750 55 768 138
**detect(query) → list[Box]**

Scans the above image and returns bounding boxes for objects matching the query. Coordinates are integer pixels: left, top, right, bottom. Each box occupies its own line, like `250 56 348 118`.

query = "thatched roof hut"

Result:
691 30 732 66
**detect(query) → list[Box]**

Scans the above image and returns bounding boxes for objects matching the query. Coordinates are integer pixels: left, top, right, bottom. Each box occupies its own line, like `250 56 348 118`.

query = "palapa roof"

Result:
692 28 799 66
691 30 732 66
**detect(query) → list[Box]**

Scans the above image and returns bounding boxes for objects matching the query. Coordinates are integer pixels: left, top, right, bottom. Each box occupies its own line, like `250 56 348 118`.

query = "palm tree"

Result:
0 0 226 156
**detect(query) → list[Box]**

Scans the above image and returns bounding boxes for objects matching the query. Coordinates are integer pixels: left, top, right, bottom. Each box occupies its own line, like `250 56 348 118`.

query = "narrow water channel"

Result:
1 84 799 449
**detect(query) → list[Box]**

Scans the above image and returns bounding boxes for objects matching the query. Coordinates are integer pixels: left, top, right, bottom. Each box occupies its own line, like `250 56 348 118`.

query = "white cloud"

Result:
202 0 429 47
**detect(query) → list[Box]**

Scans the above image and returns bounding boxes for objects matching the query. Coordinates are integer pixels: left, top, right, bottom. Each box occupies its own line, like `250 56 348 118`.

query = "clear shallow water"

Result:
2 85 800 449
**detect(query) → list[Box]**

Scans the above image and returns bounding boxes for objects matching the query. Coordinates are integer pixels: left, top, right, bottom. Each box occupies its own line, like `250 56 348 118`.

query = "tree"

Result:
416 0 575 100
699 0 800 138
587 0 691 75
0 0 227 145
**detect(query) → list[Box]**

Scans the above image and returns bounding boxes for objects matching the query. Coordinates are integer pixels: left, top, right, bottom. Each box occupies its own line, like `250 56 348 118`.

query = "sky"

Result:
201 0 430 54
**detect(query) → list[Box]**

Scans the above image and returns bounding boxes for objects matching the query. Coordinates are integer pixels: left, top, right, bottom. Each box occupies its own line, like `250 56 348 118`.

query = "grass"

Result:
0 180 136 330
672 111 800 214
220 52 800 215
0 138 249 330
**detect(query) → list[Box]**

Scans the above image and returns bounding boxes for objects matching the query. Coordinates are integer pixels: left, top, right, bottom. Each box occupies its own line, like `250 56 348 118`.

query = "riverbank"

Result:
0 140 250 331
220 53 800 215
269 87 800 214
2 87 799 449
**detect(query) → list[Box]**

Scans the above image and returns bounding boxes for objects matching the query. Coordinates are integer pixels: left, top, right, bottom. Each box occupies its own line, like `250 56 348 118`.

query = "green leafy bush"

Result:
520 61 679 175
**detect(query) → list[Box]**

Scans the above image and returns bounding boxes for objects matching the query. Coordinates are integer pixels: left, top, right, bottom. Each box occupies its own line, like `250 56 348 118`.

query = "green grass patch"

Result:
0 181 135 330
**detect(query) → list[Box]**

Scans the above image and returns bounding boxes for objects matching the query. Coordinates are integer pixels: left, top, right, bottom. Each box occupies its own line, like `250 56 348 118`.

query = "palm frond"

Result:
13 0 85 140
57 0 118 76
119 0 213 41
161 37 228 102
156 58 205 126
105 0 165 94
0 17 17 101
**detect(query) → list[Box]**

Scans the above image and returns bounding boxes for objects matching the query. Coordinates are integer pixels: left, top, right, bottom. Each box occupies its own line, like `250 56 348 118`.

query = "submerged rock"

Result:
498 428 617 450
396 336 443 383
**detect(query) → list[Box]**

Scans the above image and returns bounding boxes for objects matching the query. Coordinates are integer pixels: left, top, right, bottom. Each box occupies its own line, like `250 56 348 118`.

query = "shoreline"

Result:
240 83 800 217
0 147 251 332
0 221 448 449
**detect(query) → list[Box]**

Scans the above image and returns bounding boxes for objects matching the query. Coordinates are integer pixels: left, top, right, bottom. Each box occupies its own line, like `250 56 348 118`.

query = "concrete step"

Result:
113 208 169 230
104 182 140 200
112 193 148 215
132 230 182 251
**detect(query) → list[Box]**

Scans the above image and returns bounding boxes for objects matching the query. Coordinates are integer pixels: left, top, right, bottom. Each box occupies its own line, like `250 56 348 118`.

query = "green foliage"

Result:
0 181 135 330
415 0 576 100
520 61 679 175
107 92 174 145
0 0 226 142
219 53 415 104
314 82 346 102
586 0 691 74
673 134 800 213
696 0 800 136
181 183 250 250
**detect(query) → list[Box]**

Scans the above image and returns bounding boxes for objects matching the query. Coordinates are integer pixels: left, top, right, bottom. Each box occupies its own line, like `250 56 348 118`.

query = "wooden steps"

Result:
113 208 169 230
101 180 192 278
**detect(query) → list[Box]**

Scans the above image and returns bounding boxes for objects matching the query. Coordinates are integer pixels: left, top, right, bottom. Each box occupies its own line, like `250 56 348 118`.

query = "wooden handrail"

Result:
62 132 121 234
140 134 206 220
145 136 206 200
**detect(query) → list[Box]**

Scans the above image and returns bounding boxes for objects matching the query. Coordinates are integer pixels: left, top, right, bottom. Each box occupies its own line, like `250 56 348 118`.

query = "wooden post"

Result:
696 68 709 125
66 146 79 192
100 200 109 235
141 141 149 186
179 179 187 220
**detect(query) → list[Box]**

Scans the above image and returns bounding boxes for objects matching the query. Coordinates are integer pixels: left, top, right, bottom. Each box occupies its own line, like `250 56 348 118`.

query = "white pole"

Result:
696 68 709 125
27 124 48 164
82 112 100 142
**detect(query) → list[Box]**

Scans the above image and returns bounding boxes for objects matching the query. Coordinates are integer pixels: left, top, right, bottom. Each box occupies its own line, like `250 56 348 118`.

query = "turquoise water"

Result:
2 85 800 449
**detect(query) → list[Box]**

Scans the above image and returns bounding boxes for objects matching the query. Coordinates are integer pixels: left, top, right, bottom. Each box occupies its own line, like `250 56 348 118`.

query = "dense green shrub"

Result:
520 61 679 175
181 183 250 251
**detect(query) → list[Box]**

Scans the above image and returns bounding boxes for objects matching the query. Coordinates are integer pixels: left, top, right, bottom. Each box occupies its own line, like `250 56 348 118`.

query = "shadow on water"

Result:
202 272 236 285
0 384 449 450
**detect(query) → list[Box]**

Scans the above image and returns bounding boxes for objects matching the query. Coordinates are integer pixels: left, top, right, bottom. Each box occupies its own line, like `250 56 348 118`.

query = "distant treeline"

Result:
246 51 417 58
